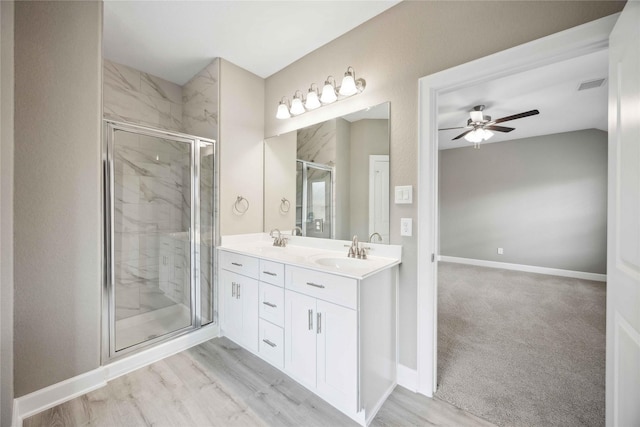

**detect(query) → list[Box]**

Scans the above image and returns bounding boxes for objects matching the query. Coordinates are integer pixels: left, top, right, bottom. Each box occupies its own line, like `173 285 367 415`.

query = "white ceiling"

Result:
438 49 609 150
103 1 401 84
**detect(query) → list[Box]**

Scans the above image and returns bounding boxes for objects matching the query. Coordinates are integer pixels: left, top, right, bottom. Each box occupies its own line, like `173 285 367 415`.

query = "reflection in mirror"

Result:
264 102 390 243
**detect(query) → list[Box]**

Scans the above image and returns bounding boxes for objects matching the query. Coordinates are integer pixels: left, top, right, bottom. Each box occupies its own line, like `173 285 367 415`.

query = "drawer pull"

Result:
262 271 277 276
262 339 277 348
306 282 325 289
231 262 243 267
262 301 277 308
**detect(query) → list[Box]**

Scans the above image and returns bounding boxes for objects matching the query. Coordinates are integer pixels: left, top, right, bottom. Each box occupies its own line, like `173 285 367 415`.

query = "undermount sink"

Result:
312 256 370 270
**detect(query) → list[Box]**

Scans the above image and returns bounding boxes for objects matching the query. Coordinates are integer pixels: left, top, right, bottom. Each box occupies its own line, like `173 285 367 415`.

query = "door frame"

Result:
369 154 389 242
416 14 619 396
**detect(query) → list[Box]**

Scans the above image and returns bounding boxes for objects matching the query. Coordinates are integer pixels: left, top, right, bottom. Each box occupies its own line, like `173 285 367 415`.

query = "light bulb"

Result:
470 110 483 123
276 100 290 119
320 79 337 104
305 88 321 110
290 97 305 116
276 98 291 119
464 129 483 143
339 69 358 96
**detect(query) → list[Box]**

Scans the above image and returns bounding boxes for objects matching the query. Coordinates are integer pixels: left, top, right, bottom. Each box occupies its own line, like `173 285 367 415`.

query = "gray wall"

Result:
14 1 102 396
264 1 623 369
439 129 608 274
349 119 389 241
1 1 14 424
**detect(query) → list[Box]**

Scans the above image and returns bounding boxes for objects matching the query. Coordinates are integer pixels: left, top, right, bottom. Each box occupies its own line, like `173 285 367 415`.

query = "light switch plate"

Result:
400 218 412 236
394 185 413 204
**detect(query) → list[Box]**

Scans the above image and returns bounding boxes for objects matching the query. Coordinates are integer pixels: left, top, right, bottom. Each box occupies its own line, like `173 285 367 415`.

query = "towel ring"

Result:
280 197 291 214
233 195 249 215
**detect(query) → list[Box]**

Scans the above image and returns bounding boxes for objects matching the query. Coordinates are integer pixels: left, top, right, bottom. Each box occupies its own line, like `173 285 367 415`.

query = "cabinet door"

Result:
221 270 243 344
284 290 317 389
239 275 259 353
316 300 358 411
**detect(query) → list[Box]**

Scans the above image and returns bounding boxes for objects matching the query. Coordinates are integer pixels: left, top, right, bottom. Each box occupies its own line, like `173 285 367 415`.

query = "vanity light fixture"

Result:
305 84 321 110
338 66 359 96
276 66 366 119
290 90 306 116
320 76 338 104
276 97 291 119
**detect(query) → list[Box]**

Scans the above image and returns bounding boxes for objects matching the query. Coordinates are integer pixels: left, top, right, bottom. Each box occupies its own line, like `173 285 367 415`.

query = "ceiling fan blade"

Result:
438 126 466 131
485 125 515 133
493 109 539 124
452 130 473 140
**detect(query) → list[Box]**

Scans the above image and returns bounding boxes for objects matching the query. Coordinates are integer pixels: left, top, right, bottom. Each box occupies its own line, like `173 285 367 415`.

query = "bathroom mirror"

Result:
264 102 390 243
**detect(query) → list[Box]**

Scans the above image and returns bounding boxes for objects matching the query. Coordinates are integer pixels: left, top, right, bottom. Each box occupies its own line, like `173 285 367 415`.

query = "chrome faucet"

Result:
292 226 303 237
270 228 287 247
348 235 359 258
369 232 383 243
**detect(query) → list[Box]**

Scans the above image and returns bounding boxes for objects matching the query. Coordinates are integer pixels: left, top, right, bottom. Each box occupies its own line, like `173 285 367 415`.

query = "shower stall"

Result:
296 160 333 239
103 121 217 360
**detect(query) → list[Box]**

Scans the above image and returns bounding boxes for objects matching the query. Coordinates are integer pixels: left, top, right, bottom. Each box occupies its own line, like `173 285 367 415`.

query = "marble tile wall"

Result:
113 130 191 319
104 60 184 133
182 59 219 140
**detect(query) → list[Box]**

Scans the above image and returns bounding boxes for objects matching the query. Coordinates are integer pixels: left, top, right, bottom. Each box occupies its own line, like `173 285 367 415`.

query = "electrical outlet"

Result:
497 247 504 255
401 218 412 236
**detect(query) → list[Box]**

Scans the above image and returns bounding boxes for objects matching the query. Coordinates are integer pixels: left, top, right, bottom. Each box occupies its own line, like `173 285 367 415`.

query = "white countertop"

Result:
219 233 402 280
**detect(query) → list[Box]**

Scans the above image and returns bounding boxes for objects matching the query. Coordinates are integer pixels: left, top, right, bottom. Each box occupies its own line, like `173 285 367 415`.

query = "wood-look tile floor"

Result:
24 337 495 427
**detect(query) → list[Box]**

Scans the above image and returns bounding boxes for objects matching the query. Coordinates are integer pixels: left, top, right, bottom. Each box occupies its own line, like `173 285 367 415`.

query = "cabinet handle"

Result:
308 309 313 330
262 271 277 276
317 312 322 334
231 262 243 267
262 301 277 308
237 283 241 299
306 282 325 289
232 282 236 297
262 339 277 348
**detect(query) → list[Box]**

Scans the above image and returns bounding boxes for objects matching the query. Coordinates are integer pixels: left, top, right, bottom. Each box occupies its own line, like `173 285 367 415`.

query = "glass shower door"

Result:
110 126 195 353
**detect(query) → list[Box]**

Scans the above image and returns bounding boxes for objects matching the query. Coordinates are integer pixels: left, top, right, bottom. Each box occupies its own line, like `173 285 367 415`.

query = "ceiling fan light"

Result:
321 78 337 104
482 129 494 140
470 111 483 122
464 129 483 143
276 98 291 119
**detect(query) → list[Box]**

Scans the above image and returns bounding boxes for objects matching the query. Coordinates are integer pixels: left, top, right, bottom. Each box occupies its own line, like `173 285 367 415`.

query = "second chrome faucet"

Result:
347 235 368 259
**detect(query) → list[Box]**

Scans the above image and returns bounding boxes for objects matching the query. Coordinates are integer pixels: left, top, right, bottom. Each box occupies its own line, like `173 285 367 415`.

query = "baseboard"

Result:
12 325 220 426
439 256 606 282
396 364 418 392
12 369 107 426
365 380 397 426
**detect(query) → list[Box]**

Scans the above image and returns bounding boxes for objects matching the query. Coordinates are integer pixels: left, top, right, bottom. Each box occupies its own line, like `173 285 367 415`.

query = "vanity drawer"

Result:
285 266 357 309
258 318 284 369
219 250 259 278
259 259 285 287
259 282 284 327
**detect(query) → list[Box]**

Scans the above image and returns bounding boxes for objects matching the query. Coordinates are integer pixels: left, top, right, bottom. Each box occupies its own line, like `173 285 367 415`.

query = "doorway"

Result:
416 12 618 399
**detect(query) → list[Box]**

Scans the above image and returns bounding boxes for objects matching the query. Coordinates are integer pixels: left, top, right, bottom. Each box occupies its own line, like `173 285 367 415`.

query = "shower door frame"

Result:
296 160 335 239
102 120 218 362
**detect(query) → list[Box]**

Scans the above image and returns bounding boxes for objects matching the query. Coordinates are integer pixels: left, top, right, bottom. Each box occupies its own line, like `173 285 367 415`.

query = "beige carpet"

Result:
435 262 606 427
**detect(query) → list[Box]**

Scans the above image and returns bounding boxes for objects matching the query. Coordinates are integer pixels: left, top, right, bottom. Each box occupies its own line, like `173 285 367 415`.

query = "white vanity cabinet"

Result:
284 267 358 412
219 252 259 353
218 245 398 426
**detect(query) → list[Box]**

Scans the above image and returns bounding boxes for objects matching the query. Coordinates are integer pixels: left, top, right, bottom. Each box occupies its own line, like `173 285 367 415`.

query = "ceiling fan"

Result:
439 105 540 147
